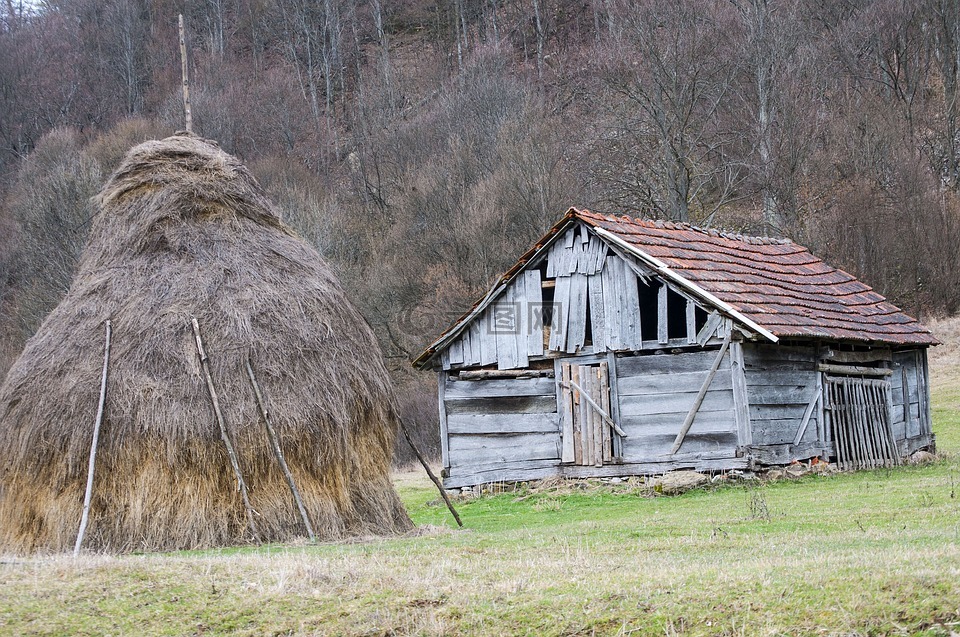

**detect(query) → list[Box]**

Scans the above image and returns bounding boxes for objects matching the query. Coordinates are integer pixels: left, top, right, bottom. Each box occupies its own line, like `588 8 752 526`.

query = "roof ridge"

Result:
577 209 795 246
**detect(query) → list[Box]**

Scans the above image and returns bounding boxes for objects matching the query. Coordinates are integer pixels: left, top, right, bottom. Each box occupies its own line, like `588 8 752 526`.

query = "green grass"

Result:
1 387 959 636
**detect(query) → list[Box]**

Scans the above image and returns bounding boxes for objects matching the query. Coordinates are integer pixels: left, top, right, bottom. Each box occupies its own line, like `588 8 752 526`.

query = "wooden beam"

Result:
246 359 315 542
817 363 893 377
685 299 697 344
792 384 823 446
192 318 259 540
669 331 732 455
457 369 552 380
178 15 193 133
823 348 892 364
74 320 111 556
696 311 723 347
657 284 669 344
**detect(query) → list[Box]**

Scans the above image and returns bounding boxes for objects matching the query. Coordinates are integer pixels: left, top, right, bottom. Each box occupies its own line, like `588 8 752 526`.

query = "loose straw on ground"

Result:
74 320 112 556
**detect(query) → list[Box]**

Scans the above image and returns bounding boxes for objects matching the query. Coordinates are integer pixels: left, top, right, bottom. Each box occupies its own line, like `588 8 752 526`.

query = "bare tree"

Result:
595 0 741 222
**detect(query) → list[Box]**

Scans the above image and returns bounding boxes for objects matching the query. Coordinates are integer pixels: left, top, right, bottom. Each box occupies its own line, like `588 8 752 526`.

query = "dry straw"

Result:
0 133 412 554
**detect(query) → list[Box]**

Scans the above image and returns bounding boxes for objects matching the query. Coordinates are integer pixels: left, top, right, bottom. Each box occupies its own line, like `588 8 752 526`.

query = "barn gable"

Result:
420 218 752 372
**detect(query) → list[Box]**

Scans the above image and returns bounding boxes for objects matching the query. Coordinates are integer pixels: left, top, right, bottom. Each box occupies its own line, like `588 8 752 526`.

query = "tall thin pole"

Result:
74 320 112 556
178 14 193 133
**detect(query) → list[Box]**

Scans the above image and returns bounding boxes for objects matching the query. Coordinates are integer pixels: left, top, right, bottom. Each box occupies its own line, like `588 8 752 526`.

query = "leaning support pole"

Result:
245 358 316 542
192 318 259 540
670 330 733 455
74 320 112 556
398 419 463 528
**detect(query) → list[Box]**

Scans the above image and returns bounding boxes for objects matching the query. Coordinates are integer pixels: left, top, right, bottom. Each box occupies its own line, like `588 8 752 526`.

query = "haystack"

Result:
0 133 412 554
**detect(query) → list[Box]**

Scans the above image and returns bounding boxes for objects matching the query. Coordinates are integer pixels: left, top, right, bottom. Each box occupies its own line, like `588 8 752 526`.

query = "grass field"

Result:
2 323 960 636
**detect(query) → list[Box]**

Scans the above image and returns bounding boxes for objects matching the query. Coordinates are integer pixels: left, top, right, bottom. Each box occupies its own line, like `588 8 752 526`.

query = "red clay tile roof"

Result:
576 209 937 346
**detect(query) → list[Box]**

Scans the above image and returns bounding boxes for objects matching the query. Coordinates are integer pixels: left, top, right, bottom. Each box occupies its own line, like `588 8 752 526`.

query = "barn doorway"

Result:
824 375 900 470
559 361 623 466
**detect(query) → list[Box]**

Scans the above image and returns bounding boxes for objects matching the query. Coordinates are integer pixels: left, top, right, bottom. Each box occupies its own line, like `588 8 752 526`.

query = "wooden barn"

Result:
412 208 937 489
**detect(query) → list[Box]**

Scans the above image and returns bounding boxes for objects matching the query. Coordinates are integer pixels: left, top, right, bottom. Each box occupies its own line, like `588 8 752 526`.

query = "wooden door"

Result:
824 376 899 470
559 362 621 466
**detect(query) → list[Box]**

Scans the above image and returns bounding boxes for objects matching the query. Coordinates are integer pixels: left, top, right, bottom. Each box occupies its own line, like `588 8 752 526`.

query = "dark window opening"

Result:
638 279 659 341
695 306 708 335
666 288 687 339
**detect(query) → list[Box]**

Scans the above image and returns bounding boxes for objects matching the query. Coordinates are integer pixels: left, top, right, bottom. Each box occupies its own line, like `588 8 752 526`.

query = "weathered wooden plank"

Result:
549 275 571 352
619 389 735 417
607 352 624 459
622 262 642 350
742 343 819 368
445 395 558 416
625 432 739 458
479 306 498 366
696 311 723 346
601 362 612 463
446 413 560 435
448 430 561 459
817 363 892 376
443 459 559 489
749 404 811 421
595 238 608 273
730 341 752 448
823 348 892 364
746 385 820 406
465 320 481 366
560 363 575 463
524 269 544 357
815 370 825 444
546 238 560 278
602 257 621 350
445 376 557 399
919 349 932 436
495 285 519 370
685 299 697 344
618 369 733 396
620 410 737 437
572 364 583 464
448 334 464 366
657 283 668 344
744 369 820 386
438 372 450 469
588 272 605 349
616 350 731 377
567 272 589 353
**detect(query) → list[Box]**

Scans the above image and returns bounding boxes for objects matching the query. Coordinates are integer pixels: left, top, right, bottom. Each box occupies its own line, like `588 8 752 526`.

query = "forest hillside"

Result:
1 0 959 458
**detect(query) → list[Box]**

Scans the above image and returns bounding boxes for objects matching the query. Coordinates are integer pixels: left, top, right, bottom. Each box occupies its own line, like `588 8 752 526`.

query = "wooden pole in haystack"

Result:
245 358 316 542
191 318 259 540
74 320 112 556
178 14 193 133
398 419 463 528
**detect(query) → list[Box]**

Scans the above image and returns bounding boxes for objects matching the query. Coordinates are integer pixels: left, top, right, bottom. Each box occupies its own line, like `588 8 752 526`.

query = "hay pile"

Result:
0 133 412 554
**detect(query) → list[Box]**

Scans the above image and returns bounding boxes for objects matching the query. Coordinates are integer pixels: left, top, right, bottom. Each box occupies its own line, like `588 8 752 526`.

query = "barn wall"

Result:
741 343 821 448
614 349 743 465
890 349 933 453
440 373 562 488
